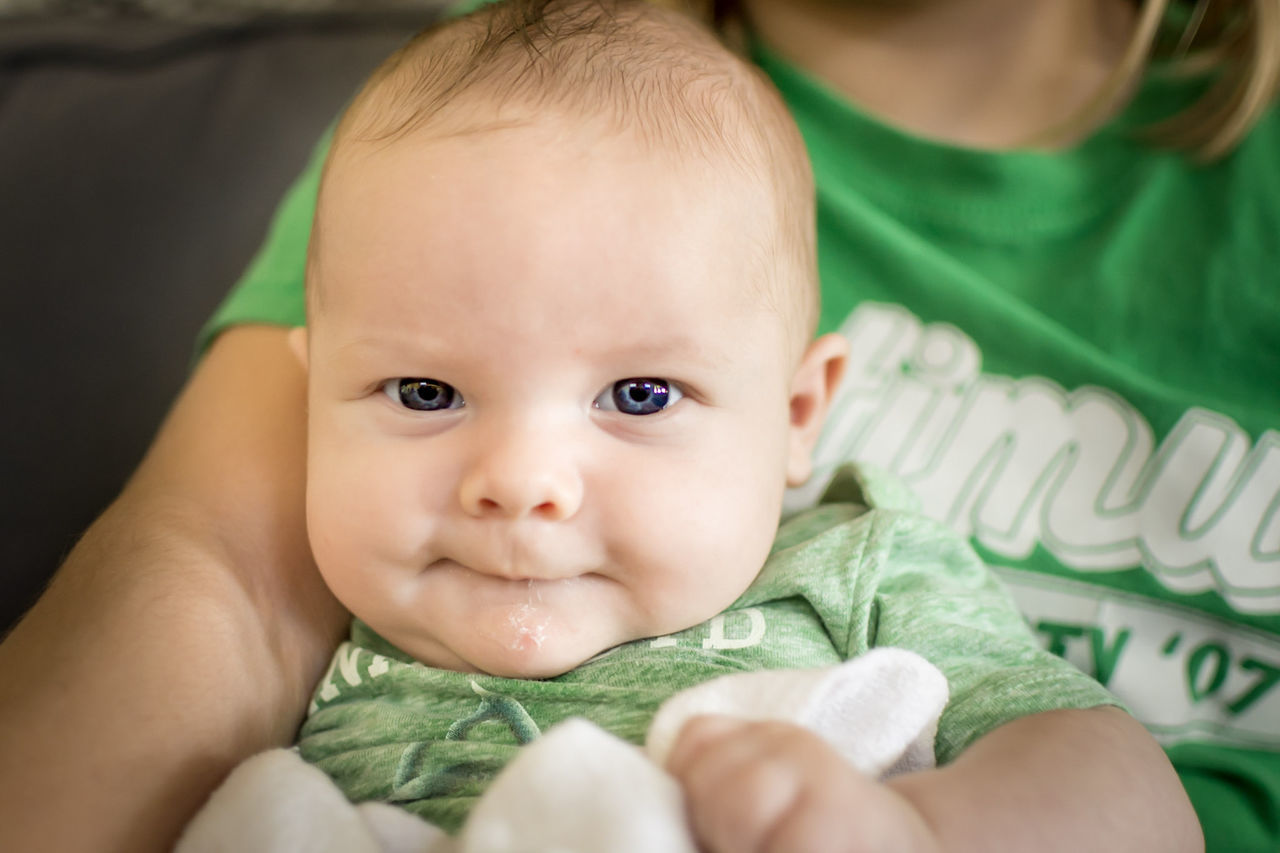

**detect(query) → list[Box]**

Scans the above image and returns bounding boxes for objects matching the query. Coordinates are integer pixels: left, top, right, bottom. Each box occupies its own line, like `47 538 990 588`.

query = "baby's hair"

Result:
314 0 817 348
341 0 746 153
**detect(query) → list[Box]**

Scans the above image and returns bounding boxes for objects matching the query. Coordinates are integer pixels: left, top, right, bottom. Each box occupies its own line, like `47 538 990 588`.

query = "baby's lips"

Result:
432 537 602 582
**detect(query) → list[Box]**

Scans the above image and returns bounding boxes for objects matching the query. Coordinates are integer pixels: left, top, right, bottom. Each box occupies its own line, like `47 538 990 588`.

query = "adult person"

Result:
1 0 1274 850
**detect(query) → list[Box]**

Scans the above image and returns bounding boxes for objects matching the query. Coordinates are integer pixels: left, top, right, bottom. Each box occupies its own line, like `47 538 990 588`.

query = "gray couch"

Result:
1 9 445 633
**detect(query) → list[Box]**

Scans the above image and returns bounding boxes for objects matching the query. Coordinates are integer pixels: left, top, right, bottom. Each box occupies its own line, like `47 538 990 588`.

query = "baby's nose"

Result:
457 431 582 521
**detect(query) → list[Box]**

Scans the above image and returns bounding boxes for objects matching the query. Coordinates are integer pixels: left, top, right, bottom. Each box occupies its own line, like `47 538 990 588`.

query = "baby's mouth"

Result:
427 553 594 584
428 557 539 582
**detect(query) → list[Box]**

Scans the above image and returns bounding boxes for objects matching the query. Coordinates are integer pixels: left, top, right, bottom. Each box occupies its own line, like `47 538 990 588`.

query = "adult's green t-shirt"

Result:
200 15 1280 852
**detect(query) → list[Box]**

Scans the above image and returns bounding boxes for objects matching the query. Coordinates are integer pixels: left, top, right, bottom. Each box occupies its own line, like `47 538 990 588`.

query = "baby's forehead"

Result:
315 0 817 349
316 127 801 343
318 117 811 357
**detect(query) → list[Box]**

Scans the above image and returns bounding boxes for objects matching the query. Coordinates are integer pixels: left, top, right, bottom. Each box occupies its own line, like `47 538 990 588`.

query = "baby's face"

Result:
303 119 813 678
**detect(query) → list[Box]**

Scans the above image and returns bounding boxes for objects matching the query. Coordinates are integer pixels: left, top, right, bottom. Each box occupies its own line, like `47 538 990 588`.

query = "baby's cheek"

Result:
307 515 374 604
306 484 393 591
309 447 419 555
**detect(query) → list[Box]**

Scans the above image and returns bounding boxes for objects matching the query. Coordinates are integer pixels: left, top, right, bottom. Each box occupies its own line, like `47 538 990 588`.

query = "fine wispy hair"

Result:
340 0 771 165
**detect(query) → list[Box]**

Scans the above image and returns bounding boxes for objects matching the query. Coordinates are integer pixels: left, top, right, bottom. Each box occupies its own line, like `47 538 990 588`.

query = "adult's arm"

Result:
889 705 1203 852
0 326 346 853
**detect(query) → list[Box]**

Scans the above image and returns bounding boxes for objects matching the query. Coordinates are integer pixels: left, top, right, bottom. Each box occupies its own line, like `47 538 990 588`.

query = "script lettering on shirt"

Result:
789 302 1280 615
785 303 1280 750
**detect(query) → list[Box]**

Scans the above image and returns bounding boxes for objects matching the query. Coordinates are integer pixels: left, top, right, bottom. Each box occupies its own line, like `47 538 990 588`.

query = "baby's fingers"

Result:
665 715 813 853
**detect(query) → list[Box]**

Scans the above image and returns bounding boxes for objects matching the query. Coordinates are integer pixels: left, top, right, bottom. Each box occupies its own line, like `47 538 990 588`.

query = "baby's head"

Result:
295 0 848 678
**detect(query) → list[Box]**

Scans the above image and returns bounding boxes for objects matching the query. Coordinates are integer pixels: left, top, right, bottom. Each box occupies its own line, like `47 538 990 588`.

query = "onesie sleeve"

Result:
862 510 1120 765
194 128 332 356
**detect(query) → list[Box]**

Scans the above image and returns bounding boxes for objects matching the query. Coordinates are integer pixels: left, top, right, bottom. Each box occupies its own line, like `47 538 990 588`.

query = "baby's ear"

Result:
287 326 309 372
785 333 848 487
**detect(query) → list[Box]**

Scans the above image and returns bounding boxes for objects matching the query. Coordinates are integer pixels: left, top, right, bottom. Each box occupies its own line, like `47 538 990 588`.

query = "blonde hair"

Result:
677 0 1280 161
1033 0 1280 160
1147 0 1280 159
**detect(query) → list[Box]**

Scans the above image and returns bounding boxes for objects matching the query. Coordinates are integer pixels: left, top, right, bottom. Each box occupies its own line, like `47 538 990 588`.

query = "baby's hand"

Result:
665 715 941 853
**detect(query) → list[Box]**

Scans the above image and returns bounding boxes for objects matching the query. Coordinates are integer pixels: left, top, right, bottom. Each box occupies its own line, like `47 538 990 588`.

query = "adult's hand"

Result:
0 326 347 853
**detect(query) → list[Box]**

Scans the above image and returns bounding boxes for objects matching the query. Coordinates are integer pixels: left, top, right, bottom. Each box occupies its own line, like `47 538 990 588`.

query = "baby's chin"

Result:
396 621 616 681
467 649 596 681
437 640 605 681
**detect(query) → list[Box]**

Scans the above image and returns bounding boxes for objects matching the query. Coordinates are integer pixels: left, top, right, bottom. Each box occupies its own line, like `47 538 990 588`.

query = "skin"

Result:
0 326 343 852
0 2 1204 851
299 116 846 680
743 0 1138 148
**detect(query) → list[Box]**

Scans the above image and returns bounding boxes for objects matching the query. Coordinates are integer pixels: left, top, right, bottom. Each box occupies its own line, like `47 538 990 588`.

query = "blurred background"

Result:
0 1 449 633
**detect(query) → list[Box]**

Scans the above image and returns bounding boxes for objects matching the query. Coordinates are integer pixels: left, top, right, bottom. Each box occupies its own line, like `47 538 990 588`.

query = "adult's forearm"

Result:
888 706 1204 853
0 502 325 851
0 327 346 852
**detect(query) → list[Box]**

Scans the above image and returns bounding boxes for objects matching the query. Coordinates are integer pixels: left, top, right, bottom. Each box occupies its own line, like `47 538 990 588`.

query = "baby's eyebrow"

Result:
332 335 445 357
324 329 736 381
593 335 730 370
320 335 449 372
335 336 399 354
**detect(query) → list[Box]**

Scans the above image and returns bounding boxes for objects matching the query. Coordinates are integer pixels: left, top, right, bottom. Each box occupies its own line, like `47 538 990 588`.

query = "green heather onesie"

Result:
296 466 1115 833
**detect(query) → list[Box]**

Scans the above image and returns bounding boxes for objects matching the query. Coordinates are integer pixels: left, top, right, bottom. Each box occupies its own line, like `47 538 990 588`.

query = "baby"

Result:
281 0 1122 848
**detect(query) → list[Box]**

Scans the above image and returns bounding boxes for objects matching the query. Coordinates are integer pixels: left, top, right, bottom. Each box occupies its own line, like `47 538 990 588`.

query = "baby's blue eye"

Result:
595 378 682 416
384 378 463 412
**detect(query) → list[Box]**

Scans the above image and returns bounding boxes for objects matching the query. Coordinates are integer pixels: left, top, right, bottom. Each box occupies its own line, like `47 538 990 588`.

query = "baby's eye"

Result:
595 378 682 416
383 378 464 412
